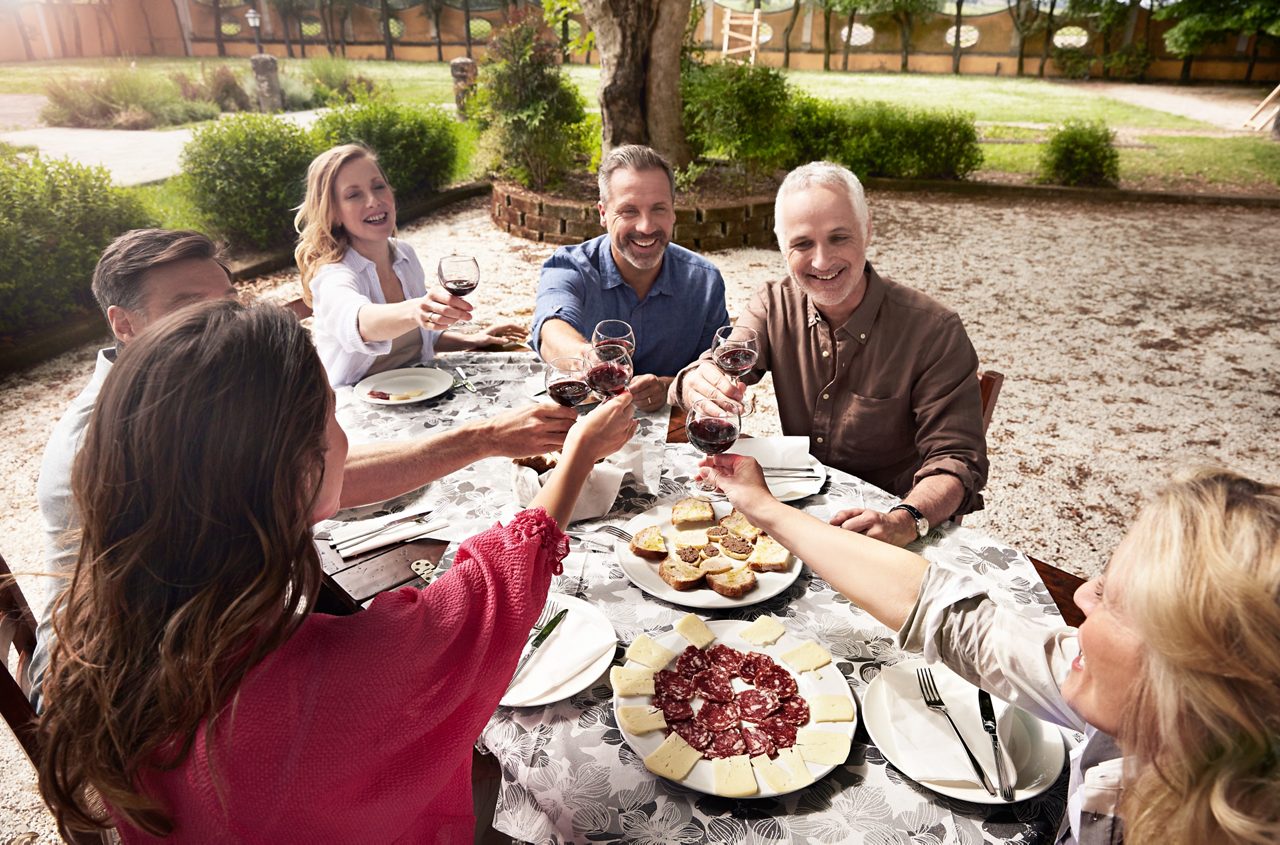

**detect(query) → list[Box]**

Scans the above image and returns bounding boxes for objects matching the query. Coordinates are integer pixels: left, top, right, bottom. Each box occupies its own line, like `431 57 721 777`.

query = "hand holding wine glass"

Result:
686 398 741 500
591 320 635 358
437 254 480 329
544 356 592 408
585 346 633 400
711 324 759 416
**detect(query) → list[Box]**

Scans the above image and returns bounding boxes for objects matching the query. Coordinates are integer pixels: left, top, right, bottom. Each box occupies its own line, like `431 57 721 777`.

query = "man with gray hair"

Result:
532 144 729 412
671 161 987 547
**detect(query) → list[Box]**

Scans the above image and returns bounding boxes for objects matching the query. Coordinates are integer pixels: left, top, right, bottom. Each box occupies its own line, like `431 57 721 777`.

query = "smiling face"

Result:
776 184 872 324
1061 540 1147 735
332 155 396 253
598 166 675 281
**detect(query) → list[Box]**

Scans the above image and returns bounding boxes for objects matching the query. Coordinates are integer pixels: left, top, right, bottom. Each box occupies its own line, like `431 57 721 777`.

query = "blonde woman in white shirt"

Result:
295 144 525 386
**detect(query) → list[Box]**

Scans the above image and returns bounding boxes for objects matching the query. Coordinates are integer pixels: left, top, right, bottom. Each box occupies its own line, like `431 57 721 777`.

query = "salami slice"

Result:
706 643 746 675
754 666 799 699
735 688 781 723
654 669 695 701
694 700 741 732
742 724 777 759
776 695 810 726
761 716 797 749
676 645 710 678
668 718 713 751
738 651 778 682
705 728 747 760
654 694 694 723
693 666 735 703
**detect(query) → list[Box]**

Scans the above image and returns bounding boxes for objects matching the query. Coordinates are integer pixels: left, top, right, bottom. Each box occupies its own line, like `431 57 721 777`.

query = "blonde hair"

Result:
1109 466 1280 845
293 143 394 306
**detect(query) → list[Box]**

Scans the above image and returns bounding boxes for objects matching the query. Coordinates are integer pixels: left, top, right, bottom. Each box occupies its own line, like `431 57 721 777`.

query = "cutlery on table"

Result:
507 607 568 690
330 511 435 551
979 689 1016 801
453 367 477 393
916 667 997 795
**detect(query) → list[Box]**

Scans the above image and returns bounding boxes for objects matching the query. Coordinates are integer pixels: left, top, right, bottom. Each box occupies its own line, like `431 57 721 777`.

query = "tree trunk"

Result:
897 13 909 72
822 7 832 71
379 0 394 59
1014 26 1025 76
12 11 34 60
463 0 472 58
1246 33 1260 83
1038 0 1056 78
434 8 443 61
1179 54 1192 83
782 0 801 68
646 0 692 167
321 1 334 56
214 0 225 55
298 15 306 57
282 11 294 57
1101 29 1111 78
951 0 963 74
69 4 84 56
581 0 657 156
842 6 856 71
52 5 68 56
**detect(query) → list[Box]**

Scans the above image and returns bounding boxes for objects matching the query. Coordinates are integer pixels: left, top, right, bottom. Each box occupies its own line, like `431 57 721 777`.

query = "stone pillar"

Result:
251 53 284 113
451 57 478 119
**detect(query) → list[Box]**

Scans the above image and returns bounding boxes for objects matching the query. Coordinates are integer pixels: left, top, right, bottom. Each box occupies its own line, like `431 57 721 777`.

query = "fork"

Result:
331 512 435 551
916 667 997 795
594 525 633 543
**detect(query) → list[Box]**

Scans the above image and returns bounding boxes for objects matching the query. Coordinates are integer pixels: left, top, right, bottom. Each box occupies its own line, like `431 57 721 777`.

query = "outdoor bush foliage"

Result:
42 68 220 129
171 65 253 113
303 56 379 105
312 98 458 194
1102 45 1152 81
1039 119 1120 187
789 96 983 180
181 113 319 249
279 71 322 111
682 61 794 174
469 11 589 189
0 153 152 334
1053 47 1094 80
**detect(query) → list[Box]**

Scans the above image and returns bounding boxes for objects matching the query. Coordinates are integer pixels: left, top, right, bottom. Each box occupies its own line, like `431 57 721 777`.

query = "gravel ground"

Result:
3 191 1278 839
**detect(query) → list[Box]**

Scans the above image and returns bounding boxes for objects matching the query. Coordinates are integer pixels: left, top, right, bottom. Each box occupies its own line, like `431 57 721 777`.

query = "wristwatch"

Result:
889 503 929 540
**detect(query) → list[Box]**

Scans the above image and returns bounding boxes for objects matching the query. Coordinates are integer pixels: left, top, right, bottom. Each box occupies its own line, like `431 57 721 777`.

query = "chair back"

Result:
0 550 40 765
977 369 1004 435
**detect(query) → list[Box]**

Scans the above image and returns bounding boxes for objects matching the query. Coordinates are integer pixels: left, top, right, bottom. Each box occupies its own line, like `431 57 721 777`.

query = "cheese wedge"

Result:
610 665 656 696
774 747 815 789
674 613 715 649
644 732 702 780
672 528 709 548
796 728 853 766
781 640 832 672
625 634 677 670
739 615 786 646
617 705 668 735
750 754 792 792
747 535 793 573
713 755 759 797
810 694 855 723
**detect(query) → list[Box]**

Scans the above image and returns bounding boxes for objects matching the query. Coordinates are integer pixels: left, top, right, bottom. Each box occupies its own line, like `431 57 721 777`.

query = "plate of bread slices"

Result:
611 613 857 798
615 498 801 609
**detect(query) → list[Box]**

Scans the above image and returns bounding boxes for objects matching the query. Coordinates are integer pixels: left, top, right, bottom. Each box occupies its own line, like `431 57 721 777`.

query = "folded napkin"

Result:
502 592 617 707
512 441 660 524
884 662 1017 787
728 436 816 498
337 518 449 559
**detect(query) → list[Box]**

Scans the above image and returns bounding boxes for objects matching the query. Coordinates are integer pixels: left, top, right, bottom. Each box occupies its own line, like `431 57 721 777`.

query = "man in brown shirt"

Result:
669 161 987 547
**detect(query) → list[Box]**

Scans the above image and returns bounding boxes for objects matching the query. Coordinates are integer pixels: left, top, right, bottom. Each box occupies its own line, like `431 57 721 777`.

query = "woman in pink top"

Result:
37 300 636 842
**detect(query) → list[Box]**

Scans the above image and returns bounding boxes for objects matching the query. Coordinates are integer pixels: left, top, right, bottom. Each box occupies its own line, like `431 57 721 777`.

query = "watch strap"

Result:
889 503 929 538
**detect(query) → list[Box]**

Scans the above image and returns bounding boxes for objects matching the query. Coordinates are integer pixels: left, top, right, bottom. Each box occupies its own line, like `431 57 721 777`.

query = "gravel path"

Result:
2 191 1278 839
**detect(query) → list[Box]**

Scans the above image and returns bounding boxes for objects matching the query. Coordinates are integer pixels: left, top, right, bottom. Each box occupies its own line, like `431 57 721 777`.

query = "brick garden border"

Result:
490 182 779 252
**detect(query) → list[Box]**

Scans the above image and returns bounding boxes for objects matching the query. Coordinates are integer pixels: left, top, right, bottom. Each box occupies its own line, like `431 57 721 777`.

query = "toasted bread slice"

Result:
672 528 709 548
672 497 715 528
747 535 793 573
660 558 706 591
698 554 734 576
706 566 758 598
513 452 559 473
629 525 668 560
720 509 764 541
719 534 754 561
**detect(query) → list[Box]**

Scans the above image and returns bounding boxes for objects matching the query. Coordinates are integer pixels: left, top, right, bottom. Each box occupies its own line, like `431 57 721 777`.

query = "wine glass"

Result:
437 254 480 329
544 356 592 408
591 320 635 358
686 398 741 500
585 346 633 400
711 324 759 417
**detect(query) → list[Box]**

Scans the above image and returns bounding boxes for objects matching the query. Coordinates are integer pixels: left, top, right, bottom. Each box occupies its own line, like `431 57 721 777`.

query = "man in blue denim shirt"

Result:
531 145 729 413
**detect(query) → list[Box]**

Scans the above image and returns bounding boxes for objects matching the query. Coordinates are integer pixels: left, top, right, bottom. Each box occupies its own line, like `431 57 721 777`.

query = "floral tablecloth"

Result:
336 352 1073 844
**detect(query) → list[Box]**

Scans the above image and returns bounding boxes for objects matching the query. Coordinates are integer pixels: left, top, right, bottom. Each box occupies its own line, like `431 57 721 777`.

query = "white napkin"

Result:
728 435 811 468
502 594 617 707
884 663 1017 787
511 441 660 524
324 506 434 546
337 518 449 559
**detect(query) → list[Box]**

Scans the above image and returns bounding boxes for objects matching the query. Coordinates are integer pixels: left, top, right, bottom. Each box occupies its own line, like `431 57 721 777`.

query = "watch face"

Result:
915 517 929 538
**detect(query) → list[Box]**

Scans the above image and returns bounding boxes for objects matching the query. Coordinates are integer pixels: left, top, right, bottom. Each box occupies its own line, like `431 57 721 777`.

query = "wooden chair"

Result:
977 369 1004 435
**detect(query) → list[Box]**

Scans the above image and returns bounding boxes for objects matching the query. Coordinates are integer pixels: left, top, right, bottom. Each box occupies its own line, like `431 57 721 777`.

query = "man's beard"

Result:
616 232 669 271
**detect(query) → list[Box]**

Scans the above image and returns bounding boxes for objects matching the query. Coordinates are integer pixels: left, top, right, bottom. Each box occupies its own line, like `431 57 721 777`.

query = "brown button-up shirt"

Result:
675 263 988 514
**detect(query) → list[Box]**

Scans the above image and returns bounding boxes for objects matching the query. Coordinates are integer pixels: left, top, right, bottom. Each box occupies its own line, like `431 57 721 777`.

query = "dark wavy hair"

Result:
37 300 332 836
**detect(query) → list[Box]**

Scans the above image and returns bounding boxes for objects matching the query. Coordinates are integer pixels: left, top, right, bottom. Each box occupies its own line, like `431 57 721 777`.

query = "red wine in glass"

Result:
441 278 478 296
548 379 591 407
587 362 630 397
713 346 757 379
687 416 739 455
594 337 635 358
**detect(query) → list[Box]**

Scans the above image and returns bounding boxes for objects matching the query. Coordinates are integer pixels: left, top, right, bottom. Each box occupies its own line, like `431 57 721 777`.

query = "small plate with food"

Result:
612 614 858 798
354 367 454 405
615 499 802 609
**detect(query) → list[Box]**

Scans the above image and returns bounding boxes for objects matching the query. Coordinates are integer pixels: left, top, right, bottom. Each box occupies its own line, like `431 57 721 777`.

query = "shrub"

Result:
0 153 153 334
181 113 319 249
279 71 321 111
312 98 459 195
1053 47 1094 80
171 65 253 113
1039 119 1120 187
789 97 983 181
469 11 589 189
682 61 794 174
1103 45 1152 81
303 56 378 105
42 68 220 129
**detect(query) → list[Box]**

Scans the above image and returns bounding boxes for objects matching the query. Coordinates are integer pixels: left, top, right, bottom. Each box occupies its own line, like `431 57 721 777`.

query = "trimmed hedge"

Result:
0 149 153 335
312 99 459 196
682 62 794 174
1039 119 1120 188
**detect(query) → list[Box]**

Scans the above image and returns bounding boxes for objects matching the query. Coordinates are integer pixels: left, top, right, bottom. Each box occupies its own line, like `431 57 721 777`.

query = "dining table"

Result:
323 350 1077 844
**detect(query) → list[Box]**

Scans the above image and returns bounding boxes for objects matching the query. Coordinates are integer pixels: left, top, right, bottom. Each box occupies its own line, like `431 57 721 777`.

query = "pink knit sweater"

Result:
117 508 567 844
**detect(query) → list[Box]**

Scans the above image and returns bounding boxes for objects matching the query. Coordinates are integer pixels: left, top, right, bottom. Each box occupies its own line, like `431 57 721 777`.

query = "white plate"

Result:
763 454 827 503
862 657 1067 804
615 503 803 609
614 618 858 798
500 593 618 708
354 368 454 405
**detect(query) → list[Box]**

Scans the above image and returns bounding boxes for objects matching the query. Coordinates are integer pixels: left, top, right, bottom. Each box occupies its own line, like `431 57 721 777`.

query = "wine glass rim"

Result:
546 355 587 368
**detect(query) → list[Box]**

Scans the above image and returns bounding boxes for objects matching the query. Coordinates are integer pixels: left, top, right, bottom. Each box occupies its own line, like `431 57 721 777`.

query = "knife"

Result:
453 367 478 393
328 509 435 550
507 608 568 689
979 689 1015 801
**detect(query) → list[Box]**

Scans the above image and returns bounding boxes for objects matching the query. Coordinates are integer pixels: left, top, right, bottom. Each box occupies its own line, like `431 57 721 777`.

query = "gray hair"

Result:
91 229 227 319
773 161 871 249
597 144 676 206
